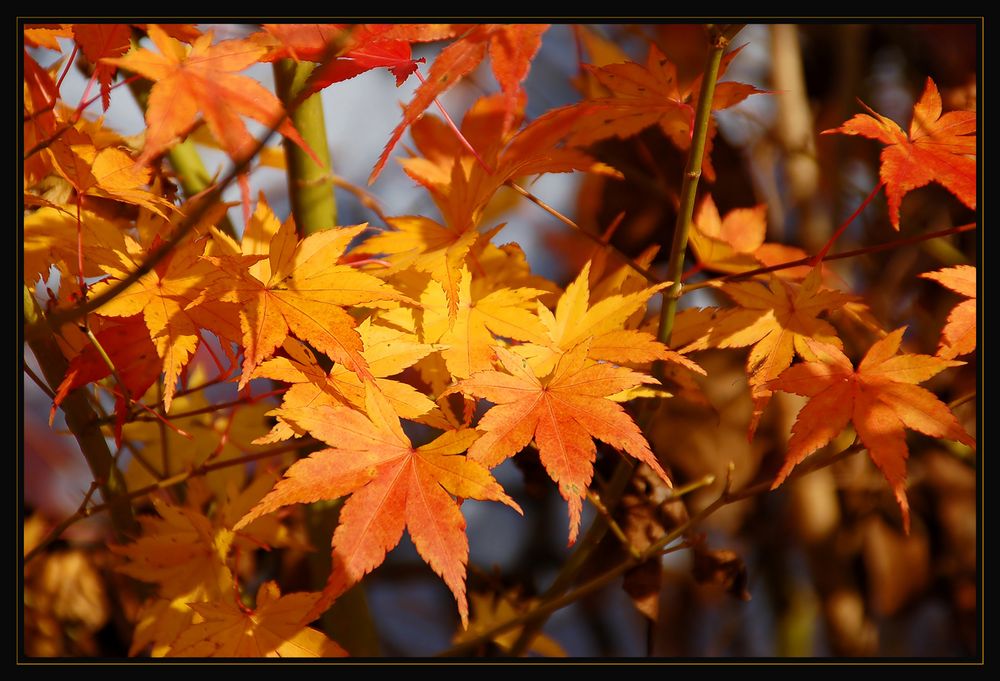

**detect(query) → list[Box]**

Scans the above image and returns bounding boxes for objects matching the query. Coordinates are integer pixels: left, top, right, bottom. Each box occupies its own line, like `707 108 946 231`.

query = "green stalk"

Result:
656 28 730 354
273 60 336 233
506 27 735 658
23 285 137 538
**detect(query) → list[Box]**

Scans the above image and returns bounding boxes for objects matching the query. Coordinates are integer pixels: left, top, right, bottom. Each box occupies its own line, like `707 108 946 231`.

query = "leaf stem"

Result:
812 181 885 264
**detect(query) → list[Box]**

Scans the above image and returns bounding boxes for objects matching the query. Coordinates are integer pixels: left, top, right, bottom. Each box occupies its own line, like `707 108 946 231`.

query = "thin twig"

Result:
24 438 321 564
439 441 862 657
23 362 55 399
507 181 662 285
682 223 977 294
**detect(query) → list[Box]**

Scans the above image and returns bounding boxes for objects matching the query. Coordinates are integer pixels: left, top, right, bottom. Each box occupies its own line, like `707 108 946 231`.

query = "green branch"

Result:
273 60 336 234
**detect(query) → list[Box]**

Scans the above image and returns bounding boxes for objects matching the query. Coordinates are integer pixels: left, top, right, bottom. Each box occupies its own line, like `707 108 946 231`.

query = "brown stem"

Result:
683 223 977 294
24 438 321 563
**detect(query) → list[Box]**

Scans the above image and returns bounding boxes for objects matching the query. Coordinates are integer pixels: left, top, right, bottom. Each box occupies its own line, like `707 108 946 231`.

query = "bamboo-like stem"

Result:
23 285 136 540
273 60 337 234
506 27 735 658
655 28 730 359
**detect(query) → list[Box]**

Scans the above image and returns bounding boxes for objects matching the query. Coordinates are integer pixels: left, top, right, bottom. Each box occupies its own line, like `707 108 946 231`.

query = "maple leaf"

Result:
823 77 976 229
198 194 409 388
90 235 241 411
23 51 60 185
235 385 521 625
47 131 176 217
920 265 976 359
514 261 703 378
419 266 549 379
370 24 550 182
24 23 73 51
256 24 455 87
370 98 610 320
105 25 318 166
675 268 853 436
167 582 347 657
72 24 131 110
52 315 160 445
455 589 566 657
446 342 669 544
253 320 444 444
689 194 810 277
566 44 766 181
112 497 235 655
769 328 975 532
24 206 127 285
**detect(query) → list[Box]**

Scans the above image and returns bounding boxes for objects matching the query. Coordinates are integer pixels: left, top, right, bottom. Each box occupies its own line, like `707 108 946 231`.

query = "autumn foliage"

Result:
22 23 978 659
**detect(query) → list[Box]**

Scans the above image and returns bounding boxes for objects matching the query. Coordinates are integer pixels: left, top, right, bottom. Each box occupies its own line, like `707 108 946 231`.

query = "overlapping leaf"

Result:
921 265 976 359
675 268 853 436
769 328 975 532
514 261 703 378
565 44 766 180
106 25 318 165
90 236 240 411
197 195 408 388
689 194 810 277
236 385 520 625
370 24 550 182
446 342 669 544
167 582 346 657
253 319 444 443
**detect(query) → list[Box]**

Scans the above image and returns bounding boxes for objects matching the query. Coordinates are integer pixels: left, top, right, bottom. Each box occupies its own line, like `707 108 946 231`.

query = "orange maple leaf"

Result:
689 194 810 277
823 77 976 230
674 268 853 437
71 24 131 110
197 195 409 388
446 342 669 545
514 260 704 378
370 96 611 320
370 24 550 182
566 44 766 181
252 321 445 444
920 265 976 359
769 328 975 532
91 236 241 412
235 385 521 626
166 582 347 658
105 25 318 166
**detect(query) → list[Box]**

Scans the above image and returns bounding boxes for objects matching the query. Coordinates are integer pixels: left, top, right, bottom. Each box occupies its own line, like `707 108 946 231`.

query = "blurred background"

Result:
24 23 978 657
